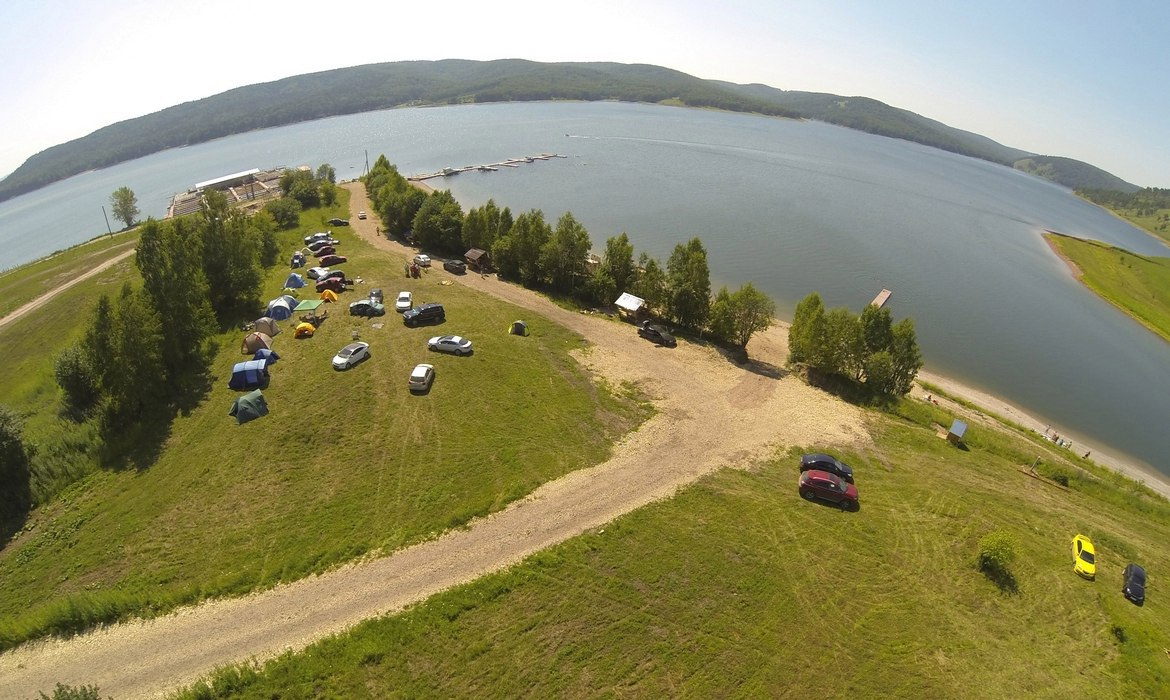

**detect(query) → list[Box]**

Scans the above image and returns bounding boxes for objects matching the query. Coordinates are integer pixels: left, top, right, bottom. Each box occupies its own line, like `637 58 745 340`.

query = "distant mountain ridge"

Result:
0 59 1139 203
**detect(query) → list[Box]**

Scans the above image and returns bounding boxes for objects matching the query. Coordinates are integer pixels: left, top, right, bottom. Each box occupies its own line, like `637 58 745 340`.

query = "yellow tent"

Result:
319 289 339 303
294 322 316 338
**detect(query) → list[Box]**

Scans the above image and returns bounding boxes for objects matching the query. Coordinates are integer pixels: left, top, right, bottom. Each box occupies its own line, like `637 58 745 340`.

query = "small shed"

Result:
614 292 647 322
465 248 490 271
947 419 968 446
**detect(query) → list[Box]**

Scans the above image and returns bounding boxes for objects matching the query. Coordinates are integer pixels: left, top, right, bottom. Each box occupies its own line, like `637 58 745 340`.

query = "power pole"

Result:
102 205 113 236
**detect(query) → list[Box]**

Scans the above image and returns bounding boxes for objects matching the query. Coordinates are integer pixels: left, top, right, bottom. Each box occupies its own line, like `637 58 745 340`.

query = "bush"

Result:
39 683 106 700
978 529 1018 593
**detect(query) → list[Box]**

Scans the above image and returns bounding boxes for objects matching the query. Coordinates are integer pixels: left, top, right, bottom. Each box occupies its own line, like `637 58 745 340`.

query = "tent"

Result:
294 299 324 313
241 331 273 354
280 294 299 309
229 389 269 425
509 320 529 336
266 297 293 320
252 348 280 366
284 273 306 289
252 316 281 337
294 322 316 338
290 252 306 269
320 289 339 303
228 359 269 390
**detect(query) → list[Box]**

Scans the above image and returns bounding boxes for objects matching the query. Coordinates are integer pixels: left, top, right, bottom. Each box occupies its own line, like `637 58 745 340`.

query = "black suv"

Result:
799 453 855 484
402 302 445 327
443 259 467 274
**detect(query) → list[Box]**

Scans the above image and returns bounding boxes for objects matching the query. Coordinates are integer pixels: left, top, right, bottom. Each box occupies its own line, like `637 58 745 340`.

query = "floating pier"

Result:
409 154 567 181
870 288 892 308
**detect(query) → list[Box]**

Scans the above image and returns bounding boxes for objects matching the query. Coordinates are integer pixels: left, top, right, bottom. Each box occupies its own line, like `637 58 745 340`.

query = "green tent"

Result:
229 389 269 425
294 299 324 312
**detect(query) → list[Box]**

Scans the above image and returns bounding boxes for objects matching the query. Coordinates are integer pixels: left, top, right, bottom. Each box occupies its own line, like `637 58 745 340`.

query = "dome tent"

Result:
229 389 269 425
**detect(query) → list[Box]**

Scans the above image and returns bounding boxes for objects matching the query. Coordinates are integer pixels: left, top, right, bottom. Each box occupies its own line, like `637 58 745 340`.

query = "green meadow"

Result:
0 196 648 649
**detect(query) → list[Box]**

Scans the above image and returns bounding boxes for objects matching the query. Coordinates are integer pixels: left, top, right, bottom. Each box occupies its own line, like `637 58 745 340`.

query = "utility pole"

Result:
102 205 113 236
364 150 369 178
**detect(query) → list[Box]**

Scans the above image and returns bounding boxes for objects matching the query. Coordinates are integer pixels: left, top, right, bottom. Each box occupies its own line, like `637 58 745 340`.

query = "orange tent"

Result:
319 289 339 303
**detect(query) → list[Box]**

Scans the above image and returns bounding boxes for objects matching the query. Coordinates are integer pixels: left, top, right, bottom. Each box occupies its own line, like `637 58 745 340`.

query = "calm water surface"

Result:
1 102 1167 474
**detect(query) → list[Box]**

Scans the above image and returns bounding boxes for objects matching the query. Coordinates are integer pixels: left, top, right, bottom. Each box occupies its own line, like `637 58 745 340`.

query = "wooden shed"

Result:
465 248 490 271
614 292 648 322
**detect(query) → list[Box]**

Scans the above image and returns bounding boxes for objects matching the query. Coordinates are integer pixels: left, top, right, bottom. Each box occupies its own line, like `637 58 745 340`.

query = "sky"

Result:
1 0 1168 187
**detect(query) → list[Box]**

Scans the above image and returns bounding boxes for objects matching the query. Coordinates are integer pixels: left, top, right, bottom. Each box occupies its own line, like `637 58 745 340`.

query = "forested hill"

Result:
0 59 1138 202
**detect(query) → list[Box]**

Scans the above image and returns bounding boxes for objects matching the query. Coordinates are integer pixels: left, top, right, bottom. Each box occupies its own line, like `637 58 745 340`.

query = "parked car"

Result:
443 259 467 274
369 288 384 304
349 300 386 317
332 341 370 370
318 254 348 266
637 320 676 347
306 266 330 280
304 231 331 245
428 334 473 356
358 211 367 220
800 453 855 484
321 269 347 281
395 290 413 312
327 218 349 226
315 277 345 293
409 363 435 391
402 302 445 327
312 246 337 258
1122 563 1147 605
1072 534 1097 580
799 469 859 511
413 254 431 267
307 240 336 253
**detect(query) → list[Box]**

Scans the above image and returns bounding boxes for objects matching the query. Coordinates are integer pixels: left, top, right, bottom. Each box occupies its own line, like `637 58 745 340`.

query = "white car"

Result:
358 211 367 220
409 363 435 391
413 254 431 267
332 341 370 370
306 266 330 280
428 334 473 356
395 290 413 312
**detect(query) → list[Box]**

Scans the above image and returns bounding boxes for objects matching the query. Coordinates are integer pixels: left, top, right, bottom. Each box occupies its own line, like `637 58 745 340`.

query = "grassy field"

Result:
1046 232 1170 343
0 199 649 649
0 231 139 320
1111 207 1170 246
179 401 1170 699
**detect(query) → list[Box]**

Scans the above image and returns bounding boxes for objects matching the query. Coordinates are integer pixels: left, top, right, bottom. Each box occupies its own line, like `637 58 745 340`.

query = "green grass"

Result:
0 232 139 320
177 406 1170 699
1112 207 1170 246
1045 232 1170 344
0 199 650 649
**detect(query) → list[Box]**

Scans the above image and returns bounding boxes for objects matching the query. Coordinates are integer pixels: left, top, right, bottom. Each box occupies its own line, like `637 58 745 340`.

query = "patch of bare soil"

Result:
0 184 870 698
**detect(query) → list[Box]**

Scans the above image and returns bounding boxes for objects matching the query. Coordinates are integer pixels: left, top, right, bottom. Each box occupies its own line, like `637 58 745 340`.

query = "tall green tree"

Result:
709 282 775 348
109 186 139 229
860 305 894 355
788 292 825 364
631 253 668 314
601 233 636 295
889 318 924 396
666 237 712 329
540 212 592 293
54 345 100 415
264 198 301 229
97 284 166 435
411 190 465 252
502 209 552 287
463 199 512 252
315 163 336 184
197 192 262 320
135 217 217 385
380 186 427 238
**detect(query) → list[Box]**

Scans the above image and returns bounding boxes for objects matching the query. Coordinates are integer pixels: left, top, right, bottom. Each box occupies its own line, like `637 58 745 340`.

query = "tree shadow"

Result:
980 564 1019 594
715 344 787 379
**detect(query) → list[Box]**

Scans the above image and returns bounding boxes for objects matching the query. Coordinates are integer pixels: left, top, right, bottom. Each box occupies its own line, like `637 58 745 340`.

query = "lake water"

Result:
1 101 1168 475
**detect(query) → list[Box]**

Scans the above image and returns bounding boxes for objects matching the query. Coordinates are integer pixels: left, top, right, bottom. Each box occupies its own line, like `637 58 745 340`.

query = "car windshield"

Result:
1080 550 1095 564
339 348 353 357
1131 568 1145 584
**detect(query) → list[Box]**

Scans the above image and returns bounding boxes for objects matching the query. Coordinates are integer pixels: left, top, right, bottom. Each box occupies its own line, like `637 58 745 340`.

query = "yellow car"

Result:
1072 534 1096 580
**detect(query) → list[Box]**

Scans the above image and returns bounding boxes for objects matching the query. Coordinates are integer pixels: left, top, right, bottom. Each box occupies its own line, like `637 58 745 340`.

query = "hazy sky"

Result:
2 0 1167 186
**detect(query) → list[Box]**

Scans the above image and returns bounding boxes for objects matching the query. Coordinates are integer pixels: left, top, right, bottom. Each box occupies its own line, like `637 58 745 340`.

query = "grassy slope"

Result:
0 232 139 317
181 405 1170 699
1114 208 1170 246
1045 232 1170 344
0 199 649 648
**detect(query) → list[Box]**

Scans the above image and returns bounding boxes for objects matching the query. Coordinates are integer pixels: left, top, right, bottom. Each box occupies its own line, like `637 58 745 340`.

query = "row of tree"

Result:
788 292 922 399
363 157 776 348
55 191 280 442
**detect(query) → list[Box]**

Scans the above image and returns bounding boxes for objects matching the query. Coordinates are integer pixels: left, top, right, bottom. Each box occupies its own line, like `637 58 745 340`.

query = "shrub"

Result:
978 529 1018 593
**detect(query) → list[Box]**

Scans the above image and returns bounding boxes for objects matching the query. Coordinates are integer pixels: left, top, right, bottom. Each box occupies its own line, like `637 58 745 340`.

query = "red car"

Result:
799 469 859 511
315 277 346 293
311 245 337 257
318 254 347 266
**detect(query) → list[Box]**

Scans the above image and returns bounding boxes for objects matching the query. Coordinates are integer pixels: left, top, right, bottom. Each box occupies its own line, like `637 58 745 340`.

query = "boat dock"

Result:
870 288 893 308
409 153 567 181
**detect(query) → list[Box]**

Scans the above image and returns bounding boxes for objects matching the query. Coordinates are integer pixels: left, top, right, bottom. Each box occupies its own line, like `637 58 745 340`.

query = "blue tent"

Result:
253 348 281 366
228 359 270 390
284 273 306 289
266 298 293 320
280 294 299 309
291 252 306 269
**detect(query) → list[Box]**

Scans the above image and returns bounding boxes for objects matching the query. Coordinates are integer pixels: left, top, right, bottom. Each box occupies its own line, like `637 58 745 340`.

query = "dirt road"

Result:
0 249 135 331
0 186 871 698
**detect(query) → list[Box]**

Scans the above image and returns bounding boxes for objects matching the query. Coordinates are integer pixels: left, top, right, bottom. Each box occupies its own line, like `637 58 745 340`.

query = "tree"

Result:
463 199 512 252
889 318 924 396
494 209 551 287
197 193 262 320
666 237 711 329
380 186 426 238
0 405 32 521
54 345 100 415
315 163 336 184
860 305 894 355
820 308 864 379
631 253 668 314
264 198 301 229
788 292 825 365
601 233 636 295
540 212 592 294
109 186 139 229
97 285 166 435
411 190 464 252
708 282 775 348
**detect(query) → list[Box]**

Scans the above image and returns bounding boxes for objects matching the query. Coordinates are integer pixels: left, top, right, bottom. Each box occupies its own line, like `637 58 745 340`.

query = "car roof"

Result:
341 342 368 351
411 363 433 375
803 469 839 483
